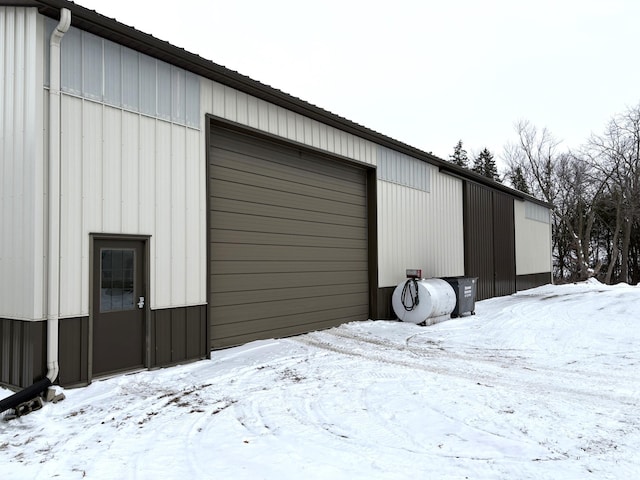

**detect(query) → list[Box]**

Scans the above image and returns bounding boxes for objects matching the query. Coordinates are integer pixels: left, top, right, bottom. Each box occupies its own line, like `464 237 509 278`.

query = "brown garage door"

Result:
209 124 370 349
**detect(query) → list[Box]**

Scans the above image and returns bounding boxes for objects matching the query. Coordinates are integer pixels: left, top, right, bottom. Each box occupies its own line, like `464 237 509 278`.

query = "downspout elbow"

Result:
46 8 71 384
52 8 71 43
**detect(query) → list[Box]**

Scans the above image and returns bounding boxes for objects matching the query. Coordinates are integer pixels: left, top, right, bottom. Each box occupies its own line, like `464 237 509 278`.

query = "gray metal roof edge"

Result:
6 0 551 209
438 166 552 208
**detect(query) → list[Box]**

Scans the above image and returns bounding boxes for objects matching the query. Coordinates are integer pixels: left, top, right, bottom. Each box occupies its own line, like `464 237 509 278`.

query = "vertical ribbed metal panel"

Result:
267 102 278 134
121 111 140 232
154 120 172 307
236 90 249 126
60 95 83 316
429 169 465 277
58 316 89 386
514 200 553 275
34 25 45 320
516 272 552 291
171 125 187 305
463 183 517 300
102 106 123 232
0 7 44 321
377 168 464 288
276 104 287 137
224 84 237 122
150 305 207 367
210 79 225 118
185 128 203 304
138 116 156 234
201 79 377 166
493 191 516 297
139 115 157 305
246 94 259 129
0 318 46 389
1 7 18 318
81 101 103 314
303 117 313 146
464 182 495 301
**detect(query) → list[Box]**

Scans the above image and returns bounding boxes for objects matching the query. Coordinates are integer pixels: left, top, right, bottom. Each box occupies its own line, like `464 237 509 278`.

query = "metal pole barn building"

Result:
0 0 552 390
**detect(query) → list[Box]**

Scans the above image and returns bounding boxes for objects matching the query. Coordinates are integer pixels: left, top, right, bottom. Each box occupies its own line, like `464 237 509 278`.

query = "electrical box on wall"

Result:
405 269 422 279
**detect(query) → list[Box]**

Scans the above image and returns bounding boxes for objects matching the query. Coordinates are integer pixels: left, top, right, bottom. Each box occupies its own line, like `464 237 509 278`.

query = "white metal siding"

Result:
377 168 465 287
56 96 207 316
200 79 378 166
514 200 553 275
0 7 44 320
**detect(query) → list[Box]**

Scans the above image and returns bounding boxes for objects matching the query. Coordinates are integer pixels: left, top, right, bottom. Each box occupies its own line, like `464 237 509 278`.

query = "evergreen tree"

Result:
449 140 468 168
473 148 500 182
509 165 530 194
471 152 484 175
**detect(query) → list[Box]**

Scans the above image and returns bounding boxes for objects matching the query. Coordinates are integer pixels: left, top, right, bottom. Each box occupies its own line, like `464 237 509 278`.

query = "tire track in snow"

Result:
483 293 640 384
212 345 432 465
287 334 552 465
328 322 640 388
296 328 640 466
294 329 639 407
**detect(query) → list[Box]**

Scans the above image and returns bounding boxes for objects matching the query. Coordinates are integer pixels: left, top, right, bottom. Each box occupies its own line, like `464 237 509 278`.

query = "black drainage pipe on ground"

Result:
0 378 52 414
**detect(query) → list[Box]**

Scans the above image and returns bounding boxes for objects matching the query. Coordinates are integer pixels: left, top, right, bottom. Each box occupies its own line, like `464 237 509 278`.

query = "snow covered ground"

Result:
2 280 639 479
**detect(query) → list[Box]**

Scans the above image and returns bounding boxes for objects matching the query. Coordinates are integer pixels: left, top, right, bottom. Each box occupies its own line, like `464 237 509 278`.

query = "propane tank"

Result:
392 277 456 325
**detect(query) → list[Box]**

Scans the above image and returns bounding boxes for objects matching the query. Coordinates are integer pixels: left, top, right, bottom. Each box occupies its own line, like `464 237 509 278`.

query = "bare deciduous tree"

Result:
588 104 640 283
504 121 608 282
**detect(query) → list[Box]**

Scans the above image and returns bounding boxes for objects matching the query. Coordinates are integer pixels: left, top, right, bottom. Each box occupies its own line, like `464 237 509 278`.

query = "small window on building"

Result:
61 27 82 94
82 31 103 101
122 48 139 110
157 60 172 120
139 54 157 116
100 249 136 312
525 201 551 224
104 41 122 106
171 66 186 123
53 25 200 128
185 71 200 128
377 146 431 192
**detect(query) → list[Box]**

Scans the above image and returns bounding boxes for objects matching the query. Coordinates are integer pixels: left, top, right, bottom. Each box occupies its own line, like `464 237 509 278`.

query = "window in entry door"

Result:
100 248 136 312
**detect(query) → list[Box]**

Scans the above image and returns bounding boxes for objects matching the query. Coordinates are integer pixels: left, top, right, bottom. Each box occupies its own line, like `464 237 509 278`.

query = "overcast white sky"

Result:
75 0 640 169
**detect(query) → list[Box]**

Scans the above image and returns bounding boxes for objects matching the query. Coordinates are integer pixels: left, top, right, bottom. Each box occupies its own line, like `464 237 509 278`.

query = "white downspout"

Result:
47 8 71 383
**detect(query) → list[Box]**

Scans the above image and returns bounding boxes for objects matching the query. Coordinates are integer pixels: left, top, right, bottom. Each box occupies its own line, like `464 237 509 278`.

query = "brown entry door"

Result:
93 239 146 376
